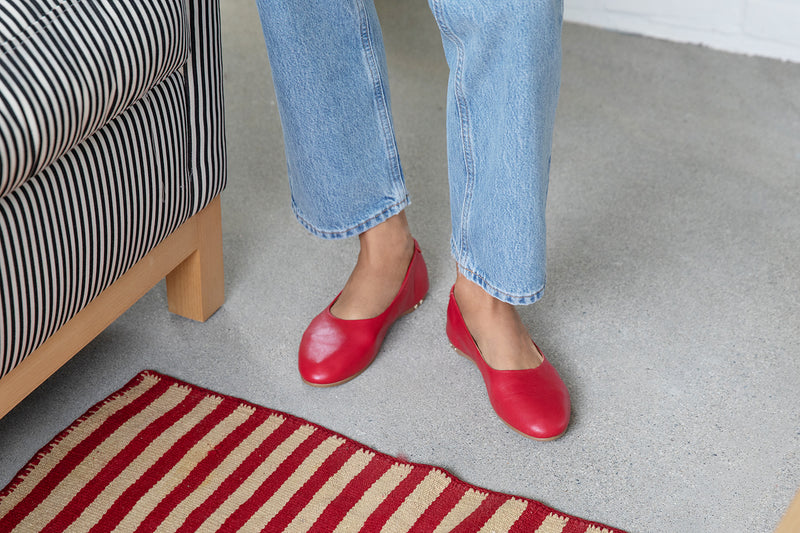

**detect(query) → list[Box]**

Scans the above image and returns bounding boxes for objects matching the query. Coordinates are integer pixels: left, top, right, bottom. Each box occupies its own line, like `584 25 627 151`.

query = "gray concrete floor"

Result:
2 1 799 531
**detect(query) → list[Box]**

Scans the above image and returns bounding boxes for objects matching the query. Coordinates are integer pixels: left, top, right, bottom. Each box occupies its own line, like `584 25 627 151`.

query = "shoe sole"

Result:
450 344 567 442
302 297 426 388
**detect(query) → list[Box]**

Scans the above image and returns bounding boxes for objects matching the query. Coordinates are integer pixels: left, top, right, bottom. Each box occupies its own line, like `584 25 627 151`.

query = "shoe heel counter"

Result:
400 244 428 312
446 289 470 350
413 251 430 301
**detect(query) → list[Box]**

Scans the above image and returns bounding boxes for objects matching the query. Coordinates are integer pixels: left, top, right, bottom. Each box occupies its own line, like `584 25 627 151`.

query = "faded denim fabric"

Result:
255 0 563 304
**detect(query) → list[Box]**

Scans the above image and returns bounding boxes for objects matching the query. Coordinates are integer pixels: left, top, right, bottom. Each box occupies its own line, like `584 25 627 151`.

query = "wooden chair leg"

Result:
0 195 225 419
166 196 225 322
776 488 800 532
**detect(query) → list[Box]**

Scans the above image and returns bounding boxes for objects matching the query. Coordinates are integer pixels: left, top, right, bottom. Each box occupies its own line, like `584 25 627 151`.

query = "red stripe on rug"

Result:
358 463 430 531
411 475 469 529
261 442 355 531
218 425 328 531
0 377 170 531
41 389 209 533
509 500 554 532
83 395 240 533
306 453 392 532
174 415 297 533
1 372 629 533
128 404 270 533
450 492 508 532
562 513 604 533
562 517 586 533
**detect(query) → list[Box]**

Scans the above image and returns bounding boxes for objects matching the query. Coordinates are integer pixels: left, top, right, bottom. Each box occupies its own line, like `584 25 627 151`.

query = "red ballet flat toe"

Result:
298 240 429 386
446 286 571 441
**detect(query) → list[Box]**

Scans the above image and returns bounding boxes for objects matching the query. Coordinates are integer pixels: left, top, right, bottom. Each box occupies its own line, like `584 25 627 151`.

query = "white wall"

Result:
564 0 800 63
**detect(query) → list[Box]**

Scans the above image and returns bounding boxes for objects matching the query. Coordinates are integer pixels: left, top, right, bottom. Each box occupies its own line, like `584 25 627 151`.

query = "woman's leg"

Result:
429 0 563 369
334 211 414 319
254 0 414 319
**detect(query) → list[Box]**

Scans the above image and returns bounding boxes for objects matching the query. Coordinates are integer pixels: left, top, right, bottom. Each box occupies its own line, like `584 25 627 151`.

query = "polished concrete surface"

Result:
1 1 798 531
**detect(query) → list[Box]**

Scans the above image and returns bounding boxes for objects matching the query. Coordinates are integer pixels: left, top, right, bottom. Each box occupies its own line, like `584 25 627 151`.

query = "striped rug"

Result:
0 371 626 532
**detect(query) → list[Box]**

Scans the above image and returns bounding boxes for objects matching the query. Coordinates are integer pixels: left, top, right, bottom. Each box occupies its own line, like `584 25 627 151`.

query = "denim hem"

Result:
452 241 545 306
292 195 410 240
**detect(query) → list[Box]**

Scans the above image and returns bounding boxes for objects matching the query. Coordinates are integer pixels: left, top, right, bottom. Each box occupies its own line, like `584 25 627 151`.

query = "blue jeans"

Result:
255 0 563 305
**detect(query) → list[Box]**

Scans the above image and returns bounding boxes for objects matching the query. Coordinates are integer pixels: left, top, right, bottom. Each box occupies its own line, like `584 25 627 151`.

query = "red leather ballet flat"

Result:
298 240 429 387
446 286 571 441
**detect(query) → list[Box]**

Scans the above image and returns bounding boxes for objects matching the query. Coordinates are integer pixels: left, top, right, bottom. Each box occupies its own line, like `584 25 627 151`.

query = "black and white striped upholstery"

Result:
0 0 226 377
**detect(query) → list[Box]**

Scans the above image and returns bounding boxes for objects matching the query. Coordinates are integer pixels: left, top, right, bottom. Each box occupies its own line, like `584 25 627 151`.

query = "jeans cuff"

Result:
292 195 411 240
453 246 546 305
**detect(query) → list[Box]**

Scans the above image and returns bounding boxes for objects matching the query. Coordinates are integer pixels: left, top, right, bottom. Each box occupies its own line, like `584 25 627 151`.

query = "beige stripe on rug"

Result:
0 371 626 533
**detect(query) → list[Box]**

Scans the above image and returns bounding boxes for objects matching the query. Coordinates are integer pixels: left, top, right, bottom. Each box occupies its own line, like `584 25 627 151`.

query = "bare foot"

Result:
330 212 415 320
452 272 543 370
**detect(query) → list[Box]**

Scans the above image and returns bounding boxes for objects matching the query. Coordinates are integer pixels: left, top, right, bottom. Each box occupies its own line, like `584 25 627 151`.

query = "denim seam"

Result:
432 0 476 263
292 194 410 239
456 257 546 305
356 0 404 192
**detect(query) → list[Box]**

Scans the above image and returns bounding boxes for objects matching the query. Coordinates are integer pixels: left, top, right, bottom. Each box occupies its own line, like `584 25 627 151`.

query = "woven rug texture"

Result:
0 371 626 532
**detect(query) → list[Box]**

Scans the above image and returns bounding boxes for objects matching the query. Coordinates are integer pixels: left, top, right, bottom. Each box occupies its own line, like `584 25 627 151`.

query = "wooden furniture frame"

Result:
0 196 224 419
776 488 800 532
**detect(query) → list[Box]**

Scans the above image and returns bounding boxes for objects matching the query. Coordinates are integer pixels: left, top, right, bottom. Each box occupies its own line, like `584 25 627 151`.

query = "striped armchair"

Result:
0 0 227 417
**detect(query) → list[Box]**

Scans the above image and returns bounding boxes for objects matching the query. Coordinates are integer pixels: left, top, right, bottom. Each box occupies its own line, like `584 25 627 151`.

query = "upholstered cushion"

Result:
0 0 188 198
0 72 191 376
0 0 226 379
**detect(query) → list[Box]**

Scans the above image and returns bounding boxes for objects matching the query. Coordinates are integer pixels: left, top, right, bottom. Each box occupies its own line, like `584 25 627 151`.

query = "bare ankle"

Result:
358 213 414 266
453 272 507 313
452 271 543 370
331 213 415 320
